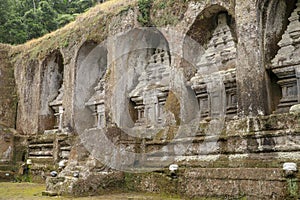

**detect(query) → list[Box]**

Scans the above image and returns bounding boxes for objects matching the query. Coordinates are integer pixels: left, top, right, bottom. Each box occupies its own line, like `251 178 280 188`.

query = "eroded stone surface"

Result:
1 0 300 199
290 104 300 114
0 45 16 128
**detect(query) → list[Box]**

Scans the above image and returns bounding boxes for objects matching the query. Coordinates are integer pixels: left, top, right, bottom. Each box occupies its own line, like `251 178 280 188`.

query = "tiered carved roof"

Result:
191 13 237 88
271 0 300 68
197 13 236 73
85 79 105 106
129 49 171 100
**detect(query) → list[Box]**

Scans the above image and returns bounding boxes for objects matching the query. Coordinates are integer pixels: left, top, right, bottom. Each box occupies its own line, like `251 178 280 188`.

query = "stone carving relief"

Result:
271 0 300 113
0 132 13 162
85 79 106 129
49 85 64 131
190 13 237 118
41 51 64 134
129 49 171 127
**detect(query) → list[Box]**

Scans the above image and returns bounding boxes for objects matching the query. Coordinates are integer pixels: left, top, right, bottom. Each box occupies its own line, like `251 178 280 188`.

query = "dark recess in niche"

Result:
261 0 296 64
128 99 138 124
259 0 297 114
50 51 64 130
187 6 237 49
39 50 64 132
21 152 26 162
266 69 282 112
55 52 64 89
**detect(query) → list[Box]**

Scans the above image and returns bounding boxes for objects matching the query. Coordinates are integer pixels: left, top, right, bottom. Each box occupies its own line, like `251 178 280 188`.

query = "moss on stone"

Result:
154 129 165 141
124 172 142 191
165 91 181 125
286 178 299 199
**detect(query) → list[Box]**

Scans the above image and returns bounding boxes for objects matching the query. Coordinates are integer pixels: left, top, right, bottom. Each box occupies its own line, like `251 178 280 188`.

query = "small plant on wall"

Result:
137 0 153 26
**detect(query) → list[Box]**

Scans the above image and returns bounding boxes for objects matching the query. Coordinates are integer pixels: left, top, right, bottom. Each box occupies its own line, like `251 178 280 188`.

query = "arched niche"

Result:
186 5 238 118
39 51 64 133
186 5 236 46
111 27 171 128
257 0 297 113
184 5 237 73
73 41 108 132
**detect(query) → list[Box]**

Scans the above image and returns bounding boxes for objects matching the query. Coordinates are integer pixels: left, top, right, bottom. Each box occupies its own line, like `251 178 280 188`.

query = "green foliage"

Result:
0 0 100 45
56 14 76 27
38 1 58 31
287 178 299 199
158 1 167 9
2 16 27 44
137 0 153 26
23 9 46 39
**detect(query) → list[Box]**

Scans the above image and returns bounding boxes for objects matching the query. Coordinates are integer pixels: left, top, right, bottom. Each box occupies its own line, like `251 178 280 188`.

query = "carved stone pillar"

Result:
96 104 105 128
235 0 263 115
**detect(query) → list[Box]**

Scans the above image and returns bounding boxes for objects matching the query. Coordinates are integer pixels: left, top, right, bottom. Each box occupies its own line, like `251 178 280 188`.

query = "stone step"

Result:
29 140 54 145
28 135 55 144
31 163 52 170
29 150 53 157
60 146 71 151
28 157 54 164
29 143 53 148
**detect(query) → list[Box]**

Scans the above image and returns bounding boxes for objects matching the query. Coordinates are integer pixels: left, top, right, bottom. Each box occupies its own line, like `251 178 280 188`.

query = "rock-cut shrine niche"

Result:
129 48 171 128
257 0 297 114
190 12 238 119
84 52 108 130
39 51 64 133
271 0 300 113
73 41 108 131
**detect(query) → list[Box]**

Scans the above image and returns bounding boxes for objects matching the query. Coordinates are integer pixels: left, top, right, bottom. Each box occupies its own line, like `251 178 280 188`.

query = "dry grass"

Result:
0 182 46 200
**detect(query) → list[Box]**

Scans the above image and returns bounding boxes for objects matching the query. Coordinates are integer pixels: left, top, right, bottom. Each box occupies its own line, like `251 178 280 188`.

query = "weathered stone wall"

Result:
14 58 40 135
0 44 18 181
0 44 16 127
4 0 300 199
124 168 287 199
118 113 300 199
13 0 286 135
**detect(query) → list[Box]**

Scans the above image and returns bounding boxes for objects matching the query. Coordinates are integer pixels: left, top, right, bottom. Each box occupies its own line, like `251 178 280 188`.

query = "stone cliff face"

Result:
0 0 300 199
0 44 16 128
